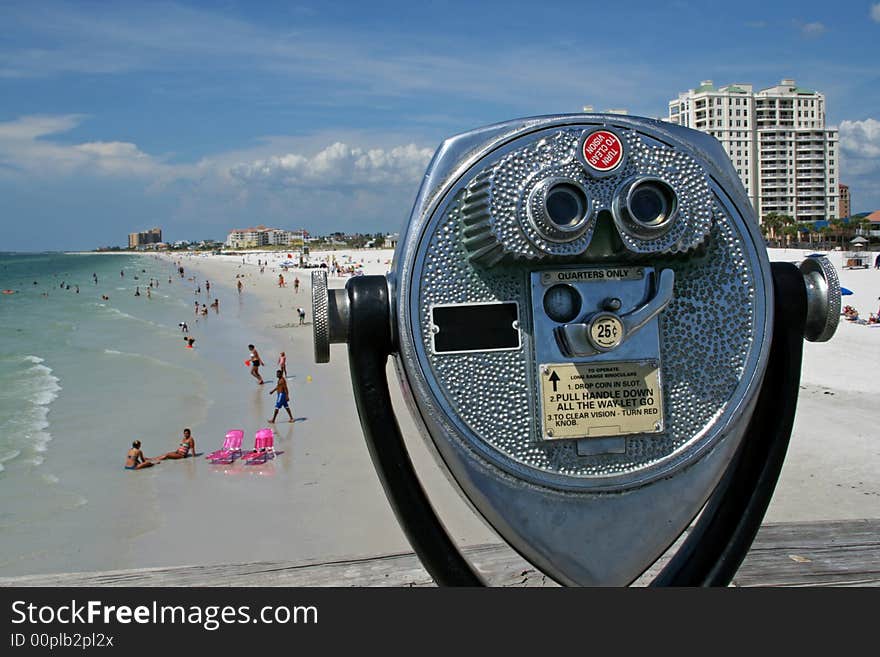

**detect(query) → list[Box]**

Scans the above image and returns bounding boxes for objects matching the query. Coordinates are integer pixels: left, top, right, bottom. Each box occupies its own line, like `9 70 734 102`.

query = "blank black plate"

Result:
432 302 520 353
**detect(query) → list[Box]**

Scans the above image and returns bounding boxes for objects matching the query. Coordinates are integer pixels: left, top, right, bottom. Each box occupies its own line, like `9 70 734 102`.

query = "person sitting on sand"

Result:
268 369 294 423
125 440 156 470
157 428 195 460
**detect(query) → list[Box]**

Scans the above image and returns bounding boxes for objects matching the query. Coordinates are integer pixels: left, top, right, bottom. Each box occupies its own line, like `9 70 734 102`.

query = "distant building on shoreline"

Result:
224 225 306 248
838 183 850 219
666 79 839 223
128 227 162 248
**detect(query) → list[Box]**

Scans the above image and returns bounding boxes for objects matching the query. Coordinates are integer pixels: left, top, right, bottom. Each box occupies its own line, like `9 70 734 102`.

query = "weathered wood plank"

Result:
1 519 877 587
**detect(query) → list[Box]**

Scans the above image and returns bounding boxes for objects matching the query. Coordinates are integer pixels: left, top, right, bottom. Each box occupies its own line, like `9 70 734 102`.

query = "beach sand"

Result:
119 250 498 573
35 245 877 577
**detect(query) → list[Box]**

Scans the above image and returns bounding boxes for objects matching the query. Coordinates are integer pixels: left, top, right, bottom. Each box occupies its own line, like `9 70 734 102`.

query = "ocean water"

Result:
0 252 265 575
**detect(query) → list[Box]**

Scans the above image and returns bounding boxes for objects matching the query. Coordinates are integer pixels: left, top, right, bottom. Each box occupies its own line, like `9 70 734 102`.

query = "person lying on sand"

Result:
156 428 196 460
125 440 157 470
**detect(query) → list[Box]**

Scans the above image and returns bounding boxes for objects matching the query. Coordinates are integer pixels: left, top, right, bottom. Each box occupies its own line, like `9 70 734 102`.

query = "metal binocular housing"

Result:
312 114 840 586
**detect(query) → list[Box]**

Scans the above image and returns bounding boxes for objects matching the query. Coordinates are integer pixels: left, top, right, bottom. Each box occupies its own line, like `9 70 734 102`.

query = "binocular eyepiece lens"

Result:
623 179 677 233
545 183 587 229
528 178 593 243
630 185 668 226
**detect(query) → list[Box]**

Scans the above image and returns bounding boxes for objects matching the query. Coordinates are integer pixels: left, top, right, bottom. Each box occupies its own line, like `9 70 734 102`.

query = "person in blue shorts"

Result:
268 369 294 423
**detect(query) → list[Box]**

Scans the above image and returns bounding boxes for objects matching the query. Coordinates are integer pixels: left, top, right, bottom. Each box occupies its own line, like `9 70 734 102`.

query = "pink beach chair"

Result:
206 429 244 464
244 428 275 464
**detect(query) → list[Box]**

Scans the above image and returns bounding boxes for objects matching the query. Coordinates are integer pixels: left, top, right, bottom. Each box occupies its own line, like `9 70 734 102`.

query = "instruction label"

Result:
540 361 663 440
542 267 643 284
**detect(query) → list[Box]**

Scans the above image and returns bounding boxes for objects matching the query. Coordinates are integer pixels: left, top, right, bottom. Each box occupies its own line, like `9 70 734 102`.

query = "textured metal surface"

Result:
460 128 713 267
416 193 756 484
389 114 773 584
312 270 330 363
799 255 840 342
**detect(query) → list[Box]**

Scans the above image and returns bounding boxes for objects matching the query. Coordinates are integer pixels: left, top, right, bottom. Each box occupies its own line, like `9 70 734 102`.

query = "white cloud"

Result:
0 114 86 140
800 21 826 37
0 114 186 179
872 3 880 22
839 118 880 158
229 142 434 188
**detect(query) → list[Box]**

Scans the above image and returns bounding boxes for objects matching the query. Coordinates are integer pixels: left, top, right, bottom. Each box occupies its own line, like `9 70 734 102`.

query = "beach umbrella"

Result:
841 287 853 296
850 236 868 244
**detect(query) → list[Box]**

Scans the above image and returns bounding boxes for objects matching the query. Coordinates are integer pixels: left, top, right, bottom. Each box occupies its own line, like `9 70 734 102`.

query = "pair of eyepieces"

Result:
531 177 678 243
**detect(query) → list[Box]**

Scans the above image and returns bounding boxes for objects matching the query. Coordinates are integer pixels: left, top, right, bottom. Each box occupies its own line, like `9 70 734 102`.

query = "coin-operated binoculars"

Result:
311 115 840 586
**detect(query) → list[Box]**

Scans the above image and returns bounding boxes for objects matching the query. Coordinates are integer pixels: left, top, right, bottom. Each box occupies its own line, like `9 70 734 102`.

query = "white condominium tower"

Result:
667 79 839 222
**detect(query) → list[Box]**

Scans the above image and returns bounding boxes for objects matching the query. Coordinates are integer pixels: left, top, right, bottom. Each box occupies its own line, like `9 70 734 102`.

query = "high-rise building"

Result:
838 183 850 219
128 227 162 248
667 79 839 223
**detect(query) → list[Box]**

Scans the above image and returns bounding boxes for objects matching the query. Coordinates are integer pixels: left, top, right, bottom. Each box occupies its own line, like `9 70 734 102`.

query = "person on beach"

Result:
248 345 265 384
268 370 294 423
179 322 189 332
125 440 156 470
294 277 300 293
205 281 210 294
278 274 285 287
211 298 219 312
237 280 243 294
135 287 140 297
157 428 195 460
184 336 196 348
296 307 306 325
278 351 287 378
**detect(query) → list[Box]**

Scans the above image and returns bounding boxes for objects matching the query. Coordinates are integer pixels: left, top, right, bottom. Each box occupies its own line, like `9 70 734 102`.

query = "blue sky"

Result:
1 0 878 251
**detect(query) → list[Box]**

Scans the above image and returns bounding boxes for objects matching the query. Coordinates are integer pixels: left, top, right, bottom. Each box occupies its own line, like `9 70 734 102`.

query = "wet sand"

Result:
60 246 880 575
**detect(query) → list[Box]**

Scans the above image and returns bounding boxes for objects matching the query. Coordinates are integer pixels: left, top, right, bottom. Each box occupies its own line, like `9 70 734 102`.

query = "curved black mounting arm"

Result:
345 265 806 587
346 276 484 586
650 262 807 586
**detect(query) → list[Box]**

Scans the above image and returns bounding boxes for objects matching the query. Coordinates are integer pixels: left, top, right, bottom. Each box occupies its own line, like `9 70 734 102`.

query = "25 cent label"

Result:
540 361 663 440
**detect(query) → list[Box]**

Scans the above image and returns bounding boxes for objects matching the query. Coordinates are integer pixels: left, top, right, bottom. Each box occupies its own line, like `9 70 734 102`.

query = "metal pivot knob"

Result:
311 270 351 363
798 255 840 343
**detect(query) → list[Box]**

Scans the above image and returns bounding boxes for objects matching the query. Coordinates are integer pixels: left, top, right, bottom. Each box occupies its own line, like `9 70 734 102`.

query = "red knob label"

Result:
582 130 623 171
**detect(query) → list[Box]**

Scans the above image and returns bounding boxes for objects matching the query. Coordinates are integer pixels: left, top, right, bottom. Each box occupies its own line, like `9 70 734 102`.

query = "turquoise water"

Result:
0 252 270 575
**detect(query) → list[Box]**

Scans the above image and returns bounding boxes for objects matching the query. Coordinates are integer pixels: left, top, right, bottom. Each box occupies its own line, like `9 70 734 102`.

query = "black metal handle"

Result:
651 262 806 586
346 276 484 586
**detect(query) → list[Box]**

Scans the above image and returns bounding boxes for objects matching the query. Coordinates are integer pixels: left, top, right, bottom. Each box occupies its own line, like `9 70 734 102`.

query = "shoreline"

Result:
1 245 877 578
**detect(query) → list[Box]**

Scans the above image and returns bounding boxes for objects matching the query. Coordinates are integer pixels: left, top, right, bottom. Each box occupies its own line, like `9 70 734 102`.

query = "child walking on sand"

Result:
278 352 287 378
268 370 294 423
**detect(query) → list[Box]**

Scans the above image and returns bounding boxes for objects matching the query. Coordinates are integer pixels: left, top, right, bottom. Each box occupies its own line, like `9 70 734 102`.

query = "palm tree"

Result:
761 212 783 245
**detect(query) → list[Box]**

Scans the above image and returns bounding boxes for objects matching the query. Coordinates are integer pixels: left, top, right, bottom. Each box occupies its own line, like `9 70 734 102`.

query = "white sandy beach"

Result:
3 244 876 581
171 244 880 539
